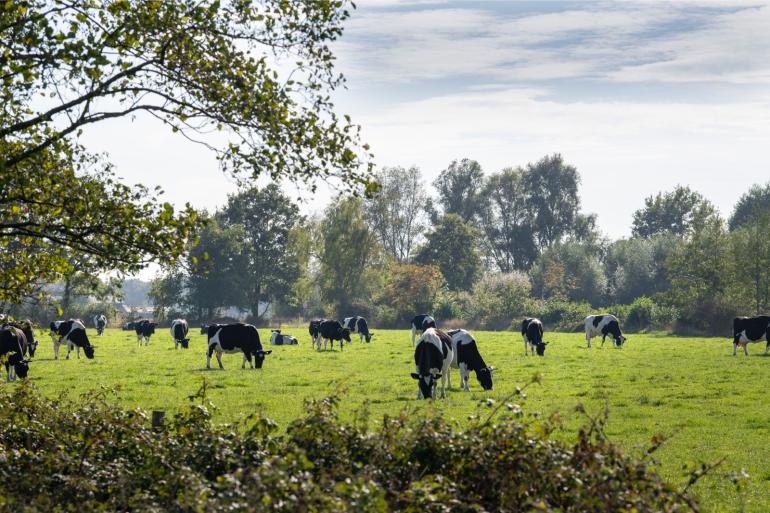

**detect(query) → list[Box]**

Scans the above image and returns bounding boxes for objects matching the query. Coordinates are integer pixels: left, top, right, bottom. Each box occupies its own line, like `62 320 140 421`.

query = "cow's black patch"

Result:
592 315 604 328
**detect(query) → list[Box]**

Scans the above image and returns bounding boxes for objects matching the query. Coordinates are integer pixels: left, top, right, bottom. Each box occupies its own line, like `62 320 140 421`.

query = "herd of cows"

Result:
1 311 769 399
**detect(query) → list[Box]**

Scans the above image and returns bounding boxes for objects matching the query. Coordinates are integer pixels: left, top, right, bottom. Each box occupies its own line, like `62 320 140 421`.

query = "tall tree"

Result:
522 154 582 249
222 185 301 321
631 185 716 238
317 198 381 317
480 167 537 271
432 159 485 223
731 213 770 314
729 182 770 231
530 242 606 306
603 235 676 304
416 214 481 291
1 0 370 303
365 166 428 263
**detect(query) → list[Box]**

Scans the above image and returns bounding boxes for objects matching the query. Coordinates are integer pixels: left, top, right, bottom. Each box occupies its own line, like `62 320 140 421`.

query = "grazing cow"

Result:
0 326 30 381
205 323 271 370
308 319 326 348
411 328 453 399
446 329 494 391
49 319 95 360
270 329 298 345
584 314 626 348
122 321 136 331
200 323 209 335
6 320 37 358
521 318 548 356
410 314 437 345
317 320 351 351
134 319 157 346
342 316 373 343
170 319 190 349
731 316 770 356
94 314 107 336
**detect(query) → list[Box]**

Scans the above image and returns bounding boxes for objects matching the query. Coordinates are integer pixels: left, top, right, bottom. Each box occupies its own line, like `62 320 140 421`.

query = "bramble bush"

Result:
0 381 703 512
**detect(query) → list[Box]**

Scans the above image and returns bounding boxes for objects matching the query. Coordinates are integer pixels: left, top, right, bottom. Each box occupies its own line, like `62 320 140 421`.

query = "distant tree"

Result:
480 168 537 271
603 235 677 304
631 185 716 238
522 154 582 249
729 182 770 231
530 242 606 306
381 264 444 324
416 214 481 291
731 212 770 314
278 221 315 317
317 198 382 317
222 186 301 322
469 272 531 328
148 271 185 322
432 159 485 223
365 166 428 262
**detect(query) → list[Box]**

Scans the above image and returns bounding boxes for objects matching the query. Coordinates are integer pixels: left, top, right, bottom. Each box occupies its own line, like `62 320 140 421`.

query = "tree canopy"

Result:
631 185 715 238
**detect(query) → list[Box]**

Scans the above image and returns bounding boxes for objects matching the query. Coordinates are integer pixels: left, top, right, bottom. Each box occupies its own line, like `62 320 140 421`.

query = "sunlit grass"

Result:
14 327 770 512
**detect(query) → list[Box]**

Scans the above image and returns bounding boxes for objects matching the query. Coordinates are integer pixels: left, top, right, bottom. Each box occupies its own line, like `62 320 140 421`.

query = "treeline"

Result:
149 155 770 335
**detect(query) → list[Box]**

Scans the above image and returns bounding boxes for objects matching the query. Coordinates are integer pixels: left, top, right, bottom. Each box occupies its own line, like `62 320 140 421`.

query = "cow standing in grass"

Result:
731 316 770 355
308 319 325 348
317 320 351 351
0 326 30 381
206 323 271 370
584 314 626 348
521 318 548 356
94 314 107 335
411 327 453 399
170 319 190 349
410 314 436 346
135 320 157 346
49 319 95 360
5 320 37 358
342 316 373 343
446 329 494 391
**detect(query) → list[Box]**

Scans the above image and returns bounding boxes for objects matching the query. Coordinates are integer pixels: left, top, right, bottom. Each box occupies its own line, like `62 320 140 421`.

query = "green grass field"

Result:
13 327 770 512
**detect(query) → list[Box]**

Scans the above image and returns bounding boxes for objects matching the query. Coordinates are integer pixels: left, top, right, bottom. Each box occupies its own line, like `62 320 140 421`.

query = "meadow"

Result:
17 326 770 513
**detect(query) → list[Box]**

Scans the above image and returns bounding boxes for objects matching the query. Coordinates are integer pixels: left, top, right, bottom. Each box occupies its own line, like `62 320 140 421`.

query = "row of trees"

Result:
147 154 770 335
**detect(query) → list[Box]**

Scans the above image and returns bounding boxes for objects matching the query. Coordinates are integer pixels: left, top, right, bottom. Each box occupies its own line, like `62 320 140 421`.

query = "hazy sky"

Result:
81 0 770 241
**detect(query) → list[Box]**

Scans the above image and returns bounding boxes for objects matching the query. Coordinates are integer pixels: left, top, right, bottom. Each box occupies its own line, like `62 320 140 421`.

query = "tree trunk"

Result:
61 277 72 314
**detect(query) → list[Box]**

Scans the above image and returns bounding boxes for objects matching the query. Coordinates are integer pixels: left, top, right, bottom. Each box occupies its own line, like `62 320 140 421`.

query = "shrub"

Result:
469 272 531 329
0 383 700 513
524 298 594 331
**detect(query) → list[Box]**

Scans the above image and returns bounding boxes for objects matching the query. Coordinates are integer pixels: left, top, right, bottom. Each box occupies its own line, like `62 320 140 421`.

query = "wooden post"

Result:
151 410 165 430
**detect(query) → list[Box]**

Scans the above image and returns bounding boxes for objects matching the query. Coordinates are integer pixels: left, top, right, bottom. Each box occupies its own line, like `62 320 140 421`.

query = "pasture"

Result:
17 327 770 512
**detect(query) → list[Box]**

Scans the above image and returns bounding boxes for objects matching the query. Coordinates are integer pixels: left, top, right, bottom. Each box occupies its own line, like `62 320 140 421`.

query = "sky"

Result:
81 0 770 245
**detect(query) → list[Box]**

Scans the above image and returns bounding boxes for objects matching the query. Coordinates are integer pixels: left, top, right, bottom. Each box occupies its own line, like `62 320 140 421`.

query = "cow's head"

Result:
83 346 95 359
253 350 272 369
474 366 494 390
200 324 208 335
411 372 439 399
365 332 373 343
535 340 549 356
14 359 29 379
613 335 626 348
180 338 190 349
340 328 351 342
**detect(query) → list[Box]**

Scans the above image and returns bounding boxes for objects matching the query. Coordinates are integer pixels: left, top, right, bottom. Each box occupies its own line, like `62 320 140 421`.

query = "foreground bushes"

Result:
0 383 702 512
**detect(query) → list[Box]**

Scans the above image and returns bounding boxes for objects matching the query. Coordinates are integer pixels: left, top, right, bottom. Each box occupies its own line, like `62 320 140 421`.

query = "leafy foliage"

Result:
632 186 716 238
416 214 481 291
530 242 606 307
379 263 444 326
0 382 699 513
431 158 485 223
729 181 770 231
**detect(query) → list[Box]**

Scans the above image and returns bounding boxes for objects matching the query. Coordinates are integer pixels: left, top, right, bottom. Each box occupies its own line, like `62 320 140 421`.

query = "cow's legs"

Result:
339 339 343 352
600 334 606 347
744 344 749 356
53 341 60 360
76 345 81 359
216 350 224 369
733 341 738 356
459 363 469 391
65 343 72 359
586 333 591 349
411 327 416 346
524 337 529 355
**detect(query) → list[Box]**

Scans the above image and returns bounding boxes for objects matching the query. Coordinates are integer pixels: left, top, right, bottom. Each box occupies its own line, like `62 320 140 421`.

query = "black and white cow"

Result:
170 319 190 349
410 314 437 346
94 314 107 336
317 320 351 351
0 326 30 381
5 319 37 358
342 316 373 343
135 319 157 346
521 318 548 356
584 314 626 349
200 323 209 335
270 329 298 345
49 319 95 360
308 319 325 348
446 329 494 391
411 327 454 399
731 316 770 356
205 323 271 370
